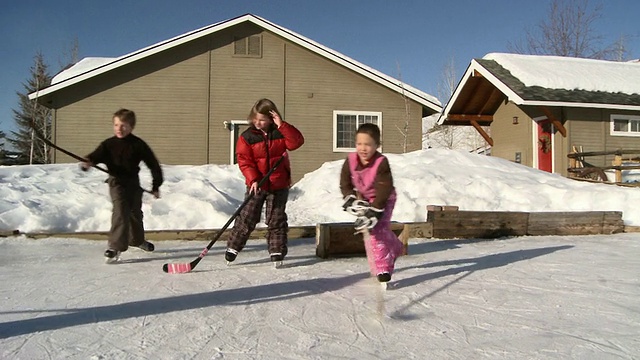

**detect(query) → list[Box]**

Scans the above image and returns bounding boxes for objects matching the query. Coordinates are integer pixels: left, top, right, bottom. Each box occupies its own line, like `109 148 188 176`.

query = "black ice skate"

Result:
135 241 155 252
104 249 121 264
225 248 238 265
376 272 391 282
270 253 284 268
377 272 391 290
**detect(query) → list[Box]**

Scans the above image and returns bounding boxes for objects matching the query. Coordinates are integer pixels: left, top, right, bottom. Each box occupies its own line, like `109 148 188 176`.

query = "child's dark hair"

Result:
356 123 381 145
248 98 282 122
113 108 136 129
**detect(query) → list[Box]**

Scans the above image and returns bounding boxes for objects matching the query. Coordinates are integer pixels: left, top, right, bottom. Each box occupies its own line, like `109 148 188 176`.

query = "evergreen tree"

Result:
0 130 5 163
9 52 52 164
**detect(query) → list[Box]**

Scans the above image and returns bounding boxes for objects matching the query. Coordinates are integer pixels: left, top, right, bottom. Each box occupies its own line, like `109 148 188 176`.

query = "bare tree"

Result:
58 37 80 70
0 130 5 160
395 62 411 153
509 0 630 60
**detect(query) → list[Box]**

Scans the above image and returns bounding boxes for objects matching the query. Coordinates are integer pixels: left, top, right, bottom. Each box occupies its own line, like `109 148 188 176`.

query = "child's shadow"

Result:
395 244 574 290
408 237 509 255
389 245 574 319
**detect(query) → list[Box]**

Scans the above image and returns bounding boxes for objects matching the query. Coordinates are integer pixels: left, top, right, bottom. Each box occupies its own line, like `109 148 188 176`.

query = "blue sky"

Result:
1 0 638 138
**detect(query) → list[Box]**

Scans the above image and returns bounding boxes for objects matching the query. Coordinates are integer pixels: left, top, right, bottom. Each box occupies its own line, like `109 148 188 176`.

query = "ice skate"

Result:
134 241 155 252
377 272 391 290
270 253 284 268
104 249 121 264
225 248 238 265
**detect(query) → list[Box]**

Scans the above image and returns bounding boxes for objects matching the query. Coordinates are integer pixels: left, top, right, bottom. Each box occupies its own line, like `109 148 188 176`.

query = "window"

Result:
333 111 382 152
611 115 640 137
233 35 261 57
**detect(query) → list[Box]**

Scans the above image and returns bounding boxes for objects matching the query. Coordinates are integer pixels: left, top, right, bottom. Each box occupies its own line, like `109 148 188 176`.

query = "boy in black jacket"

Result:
82 109 163 263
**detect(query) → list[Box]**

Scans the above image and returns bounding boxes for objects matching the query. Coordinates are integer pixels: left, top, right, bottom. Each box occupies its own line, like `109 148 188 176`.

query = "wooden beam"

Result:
315 222 406 259
455 76 486 115
427 210 624 238
447 114 493 122
477 87 500 115
473 69 484 78
470 119 494 146
14 226 317 241
538 106 567 137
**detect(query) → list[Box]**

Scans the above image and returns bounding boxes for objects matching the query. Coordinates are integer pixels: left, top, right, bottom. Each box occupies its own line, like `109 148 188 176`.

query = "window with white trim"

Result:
610 114 640 137
333 110 382 152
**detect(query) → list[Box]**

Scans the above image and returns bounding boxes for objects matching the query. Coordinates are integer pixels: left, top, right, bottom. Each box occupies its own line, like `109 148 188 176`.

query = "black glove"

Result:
342 195 356 211
354 207 384 231
342 195 370 217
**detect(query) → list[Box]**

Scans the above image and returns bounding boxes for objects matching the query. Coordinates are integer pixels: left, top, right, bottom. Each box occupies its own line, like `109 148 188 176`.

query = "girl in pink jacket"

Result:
339 123 403 284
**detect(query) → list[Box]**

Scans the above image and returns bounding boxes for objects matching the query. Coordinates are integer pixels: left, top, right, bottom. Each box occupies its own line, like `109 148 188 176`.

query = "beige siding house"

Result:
439 53 640 177
30 14 441 182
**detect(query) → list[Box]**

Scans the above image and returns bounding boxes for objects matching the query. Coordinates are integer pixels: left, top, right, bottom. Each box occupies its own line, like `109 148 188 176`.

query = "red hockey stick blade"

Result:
163 262 192 274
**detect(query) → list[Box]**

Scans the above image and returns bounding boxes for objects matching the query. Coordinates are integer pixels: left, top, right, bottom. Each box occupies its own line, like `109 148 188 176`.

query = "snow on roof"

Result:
52 57 116 84
484 53 640 96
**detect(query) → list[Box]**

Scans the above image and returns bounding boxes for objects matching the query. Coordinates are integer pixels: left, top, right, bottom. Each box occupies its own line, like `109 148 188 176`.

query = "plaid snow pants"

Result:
227 188 289 257
108 177 145 251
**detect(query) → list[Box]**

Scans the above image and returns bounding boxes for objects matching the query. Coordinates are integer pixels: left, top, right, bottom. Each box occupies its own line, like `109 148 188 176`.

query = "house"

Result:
29 14 441 182
438 53 640 176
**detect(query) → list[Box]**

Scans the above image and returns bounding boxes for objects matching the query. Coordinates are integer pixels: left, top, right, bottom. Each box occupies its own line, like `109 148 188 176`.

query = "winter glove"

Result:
354 207 384 231
342 195 370 217
342 194 356 211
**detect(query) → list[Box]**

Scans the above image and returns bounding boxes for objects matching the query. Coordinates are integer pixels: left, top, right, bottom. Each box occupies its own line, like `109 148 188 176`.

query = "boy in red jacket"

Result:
225 99 304 266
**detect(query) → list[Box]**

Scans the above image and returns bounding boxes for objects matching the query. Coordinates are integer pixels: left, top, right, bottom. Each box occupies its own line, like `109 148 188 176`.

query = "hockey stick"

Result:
28 119 153 194
163 152 288 273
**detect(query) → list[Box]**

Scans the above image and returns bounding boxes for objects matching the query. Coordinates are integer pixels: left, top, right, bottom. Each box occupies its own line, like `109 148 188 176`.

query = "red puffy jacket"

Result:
236 121 305 191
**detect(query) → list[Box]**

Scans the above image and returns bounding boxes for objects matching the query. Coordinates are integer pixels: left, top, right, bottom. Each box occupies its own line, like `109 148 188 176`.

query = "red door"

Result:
537 120 553 172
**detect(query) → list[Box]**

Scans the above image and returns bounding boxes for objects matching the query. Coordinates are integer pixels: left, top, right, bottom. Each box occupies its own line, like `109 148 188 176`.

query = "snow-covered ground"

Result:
1 149 639 359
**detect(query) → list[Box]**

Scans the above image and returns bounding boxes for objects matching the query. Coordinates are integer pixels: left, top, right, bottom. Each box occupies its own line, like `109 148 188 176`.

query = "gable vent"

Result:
233 35 262 57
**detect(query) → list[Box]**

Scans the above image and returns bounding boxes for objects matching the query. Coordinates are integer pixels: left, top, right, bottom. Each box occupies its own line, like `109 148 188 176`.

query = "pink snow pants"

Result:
363 196 403 276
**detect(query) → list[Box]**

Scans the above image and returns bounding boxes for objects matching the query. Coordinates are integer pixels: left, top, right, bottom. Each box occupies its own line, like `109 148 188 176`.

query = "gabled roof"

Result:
30 13 441 113
439 53 640 125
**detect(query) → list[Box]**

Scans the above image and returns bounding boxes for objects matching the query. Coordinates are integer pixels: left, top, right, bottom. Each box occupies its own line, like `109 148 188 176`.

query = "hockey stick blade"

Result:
162 153 288 274
163 262 192 274
162 251 205 273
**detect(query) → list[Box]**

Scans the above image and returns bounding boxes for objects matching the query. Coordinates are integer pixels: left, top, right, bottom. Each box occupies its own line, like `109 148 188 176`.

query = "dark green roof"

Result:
475 59 640 106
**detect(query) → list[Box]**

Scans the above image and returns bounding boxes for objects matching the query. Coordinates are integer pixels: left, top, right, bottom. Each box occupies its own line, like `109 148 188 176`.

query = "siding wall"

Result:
282 40 423 180
49 24 428 183
490 102 532 166
567 108 640 167
53 40 212 165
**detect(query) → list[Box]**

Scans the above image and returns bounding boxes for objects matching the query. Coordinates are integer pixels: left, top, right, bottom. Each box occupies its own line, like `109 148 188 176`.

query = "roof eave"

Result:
519 100 640 111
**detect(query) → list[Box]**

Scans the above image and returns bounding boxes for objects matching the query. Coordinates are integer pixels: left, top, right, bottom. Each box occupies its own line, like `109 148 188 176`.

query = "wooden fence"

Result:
568 147 640 186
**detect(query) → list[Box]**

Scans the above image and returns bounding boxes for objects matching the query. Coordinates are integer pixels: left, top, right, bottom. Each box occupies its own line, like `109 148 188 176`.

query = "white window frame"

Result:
332 110 383 152
227 120 250 164
610 114 640 137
